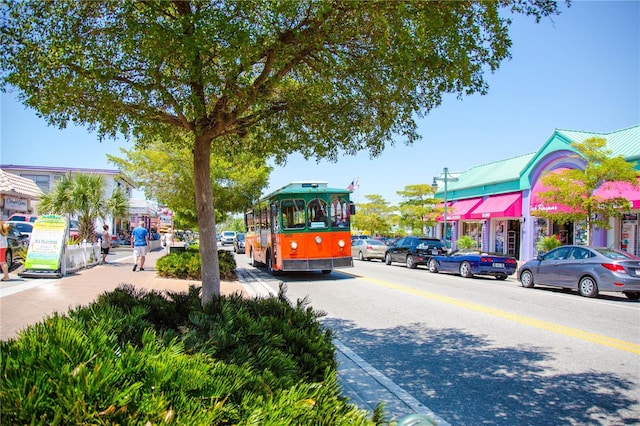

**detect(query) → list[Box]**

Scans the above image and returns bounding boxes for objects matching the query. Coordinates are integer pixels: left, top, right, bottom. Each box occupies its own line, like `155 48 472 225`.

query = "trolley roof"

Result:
262 181 350 200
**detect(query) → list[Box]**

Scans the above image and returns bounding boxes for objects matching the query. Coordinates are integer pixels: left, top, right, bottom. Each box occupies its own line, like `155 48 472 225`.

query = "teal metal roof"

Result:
556 125 640 161
435 153 534 199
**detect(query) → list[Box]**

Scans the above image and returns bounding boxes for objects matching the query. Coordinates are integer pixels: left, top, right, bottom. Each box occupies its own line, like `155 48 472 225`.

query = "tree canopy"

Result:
1 0 562 303
107 140 271 229
397 183 441 235
351 194 394 236
534 137 639 245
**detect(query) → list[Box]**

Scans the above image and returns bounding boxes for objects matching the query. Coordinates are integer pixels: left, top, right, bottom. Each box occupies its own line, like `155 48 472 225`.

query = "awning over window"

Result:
594 178 640 209
469 193 522 219
530 168 575 214
444 198 483 221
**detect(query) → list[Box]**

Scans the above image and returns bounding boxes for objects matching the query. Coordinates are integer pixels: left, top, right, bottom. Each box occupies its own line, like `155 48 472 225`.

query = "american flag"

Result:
347 177 359 191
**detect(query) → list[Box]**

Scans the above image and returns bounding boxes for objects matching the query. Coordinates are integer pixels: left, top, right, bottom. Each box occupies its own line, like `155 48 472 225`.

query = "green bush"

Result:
156 249 237 281
1 285 380 425
536 235 562 254
456 235 477 250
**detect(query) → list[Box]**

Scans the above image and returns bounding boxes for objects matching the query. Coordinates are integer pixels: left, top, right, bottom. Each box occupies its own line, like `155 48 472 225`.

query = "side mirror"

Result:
349 201 356 215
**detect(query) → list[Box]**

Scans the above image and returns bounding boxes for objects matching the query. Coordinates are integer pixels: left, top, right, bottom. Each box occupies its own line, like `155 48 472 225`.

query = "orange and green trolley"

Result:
245 181 355 275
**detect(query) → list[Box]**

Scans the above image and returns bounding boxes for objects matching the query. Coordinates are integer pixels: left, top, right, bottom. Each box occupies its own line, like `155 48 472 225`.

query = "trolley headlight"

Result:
290 241 298 250
338 239 346 248
315 236 322 244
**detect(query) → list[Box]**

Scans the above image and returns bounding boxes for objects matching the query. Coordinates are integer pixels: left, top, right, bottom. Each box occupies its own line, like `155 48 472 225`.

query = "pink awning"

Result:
530 168 575 214
469 193 522 219
594 177 640 209
446 198 483 221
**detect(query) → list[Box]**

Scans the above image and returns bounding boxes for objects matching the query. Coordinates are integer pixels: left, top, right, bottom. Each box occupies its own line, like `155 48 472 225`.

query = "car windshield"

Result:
12 223 32 232
593 248 640 260
365 240 385 246
237 234 245 241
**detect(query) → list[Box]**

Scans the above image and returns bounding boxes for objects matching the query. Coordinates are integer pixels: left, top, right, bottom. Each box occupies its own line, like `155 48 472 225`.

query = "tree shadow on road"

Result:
322 317 639 426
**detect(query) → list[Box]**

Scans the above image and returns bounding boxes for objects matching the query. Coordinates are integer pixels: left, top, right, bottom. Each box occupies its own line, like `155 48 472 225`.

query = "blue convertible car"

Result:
427 250 518 280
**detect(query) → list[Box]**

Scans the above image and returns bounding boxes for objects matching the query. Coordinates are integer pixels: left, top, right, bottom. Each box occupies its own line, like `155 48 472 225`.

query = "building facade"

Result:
0 169 45 220
432 125 640 260
0 165 137 236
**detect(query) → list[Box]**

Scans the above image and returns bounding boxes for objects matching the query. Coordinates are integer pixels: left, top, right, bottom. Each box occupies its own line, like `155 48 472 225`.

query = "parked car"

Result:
427 250 517 280
69 219 80 241
8 213 38 223
384 237 447 269
352 238 387 261
220 231 236 245
6 221 34 242
5 223 29 267
518 245 640 300
233 233 246 254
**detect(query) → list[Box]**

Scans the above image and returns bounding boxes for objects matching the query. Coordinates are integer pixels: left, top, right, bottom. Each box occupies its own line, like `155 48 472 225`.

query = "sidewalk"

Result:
0 248 245 341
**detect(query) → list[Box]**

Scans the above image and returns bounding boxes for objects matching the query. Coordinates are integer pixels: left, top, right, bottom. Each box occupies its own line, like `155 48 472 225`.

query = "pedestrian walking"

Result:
131 221 149 271
100 224 111 264
0 221 11 281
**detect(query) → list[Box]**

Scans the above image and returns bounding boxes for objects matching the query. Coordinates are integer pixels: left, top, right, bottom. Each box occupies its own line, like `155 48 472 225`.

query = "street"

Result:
236 254 640 425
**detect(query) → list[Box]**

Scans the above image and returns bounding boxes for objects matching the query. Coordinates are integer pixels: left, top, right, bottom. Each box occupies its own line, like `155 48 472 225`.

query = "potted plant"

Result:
456 235 477 250
536 235 561 254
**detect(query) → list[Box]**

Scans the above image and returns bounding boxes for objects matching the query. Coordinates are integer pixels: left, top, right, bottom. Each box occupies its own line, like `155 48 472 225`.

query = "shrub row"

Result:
155 248 237 281
1 285 385 424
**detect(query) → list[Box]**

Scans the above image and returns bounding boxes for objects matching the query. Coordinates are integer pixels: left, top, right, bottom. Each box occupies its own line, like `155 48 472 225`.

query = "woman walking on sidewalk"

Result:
100 224 111 264
131 221 149 271
0 221 11 281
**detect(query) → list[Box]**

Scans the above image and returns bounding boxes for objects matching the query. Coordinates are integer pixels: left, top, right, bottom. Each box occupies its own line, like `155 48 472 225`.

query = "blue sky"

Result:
2 1 639 205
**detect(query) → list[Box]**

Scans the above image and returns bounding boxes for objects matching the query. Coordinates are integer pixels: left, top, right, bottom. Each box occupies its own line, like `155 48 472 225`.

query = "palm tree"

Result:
37 173 130 242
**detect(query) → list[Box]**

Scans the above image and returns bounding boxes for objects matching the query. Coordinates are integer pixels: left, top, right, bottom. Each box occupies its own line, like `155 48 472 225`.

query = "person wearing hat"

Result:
0 221 11 281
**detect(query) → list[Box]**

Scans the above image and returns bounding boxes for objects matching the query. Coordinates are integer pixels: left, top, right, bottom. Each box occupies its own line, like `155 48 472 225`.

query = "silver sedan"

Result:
352 238 387 262
518 245 640 300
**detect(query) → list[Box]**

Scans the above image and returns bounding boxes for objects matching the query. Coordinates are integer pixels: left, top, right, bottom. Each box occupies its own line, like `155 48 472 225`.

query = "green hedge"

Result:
1 286 384 425
156 249 237 281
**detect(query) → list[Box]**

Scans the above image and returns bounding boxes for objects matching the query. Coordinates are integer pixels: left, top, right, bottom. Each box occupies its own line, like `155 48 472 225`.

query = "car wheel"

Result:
459 261 473 278
520 270 534 288
428 258 439 273
496 274 508 281
358 252 364 261
249 249 256 267
6 248 13 269
385 253 392 265
623 292 640 301
406 255 417 269
578 276 598 298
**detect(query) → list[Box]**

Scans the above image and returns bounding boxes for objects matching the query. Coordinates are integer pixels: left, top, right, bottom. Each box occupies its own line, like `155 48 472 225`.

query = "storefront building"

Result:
432 125 640 260
0 169 44 219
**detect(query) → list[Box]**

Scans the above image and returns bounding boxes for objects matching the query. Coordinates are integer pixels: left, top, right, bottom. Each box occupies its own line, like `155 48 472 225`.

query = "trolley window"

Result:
281 199 306 230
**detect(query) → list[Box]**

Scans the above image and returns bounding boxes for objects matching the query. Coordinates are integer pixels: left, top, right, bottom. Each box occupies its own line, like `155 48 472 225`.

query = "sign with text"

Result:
23 215 67 273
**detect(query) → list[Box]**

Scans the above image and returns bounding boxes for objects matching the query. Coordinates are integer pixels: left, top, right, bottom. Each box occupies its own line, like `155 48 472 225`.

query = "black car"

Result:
5 223 29 267
384 236 447 269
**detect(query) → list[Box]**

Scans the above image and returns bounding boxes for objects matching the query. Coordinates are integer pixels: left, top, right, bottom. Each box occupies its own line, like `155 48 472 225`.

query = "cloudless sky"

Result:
1 1 639 205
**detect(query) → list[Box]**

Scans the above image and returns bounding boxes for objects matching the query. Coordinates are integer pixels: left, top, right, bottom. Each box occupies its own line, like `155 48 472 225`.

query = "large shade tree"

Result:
36 173 130 242
1 1 561 303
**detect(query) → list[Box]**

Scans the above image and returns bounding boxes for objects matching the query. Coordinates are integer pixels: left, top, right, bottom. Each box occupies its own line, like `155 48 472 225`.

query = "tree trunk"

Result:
193 135 220 304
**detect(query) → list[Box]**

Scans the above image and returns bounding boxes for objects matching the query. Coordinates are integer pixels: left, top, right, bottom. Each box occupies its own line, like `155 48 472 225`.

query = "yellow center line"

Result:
348 273 640 355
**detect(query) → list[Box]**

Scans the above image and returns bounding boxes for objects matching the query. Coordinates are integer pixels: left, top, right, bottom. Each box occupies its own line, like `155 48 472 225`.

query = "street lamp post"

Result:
433 167 458 248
